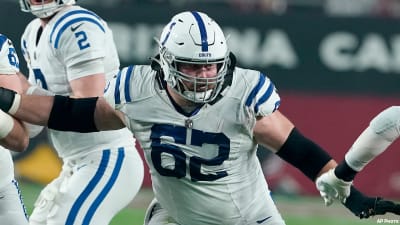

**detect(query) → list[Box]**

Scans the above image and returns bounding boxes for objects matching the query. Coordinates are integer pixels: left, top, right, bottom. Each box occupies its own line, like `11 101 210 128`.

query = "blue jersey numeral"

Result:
150 124 230 182
8 47 19 68
75 31 90 50
32 68 48 90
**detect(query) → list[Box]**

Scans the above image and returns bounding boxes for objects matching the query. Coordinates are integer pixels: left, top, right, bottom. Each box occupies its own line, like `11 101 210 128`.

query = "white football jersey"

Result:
105 65 282 225
0 34 18 189
0 34 19 75
21 6 134 158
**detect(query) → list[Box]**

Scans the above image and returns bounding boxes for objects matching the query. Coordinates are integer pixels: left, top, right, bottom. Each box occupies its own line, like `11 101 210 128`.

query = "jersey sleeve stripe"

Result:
254 82 275 113
83 148 125 225
114 70 123 104
21 39 27 57
123 65 134 102
274 100 281 111
0 35 7 51
65 149 110 225
245 72 266 107
53 17 105 49
50 10 101 43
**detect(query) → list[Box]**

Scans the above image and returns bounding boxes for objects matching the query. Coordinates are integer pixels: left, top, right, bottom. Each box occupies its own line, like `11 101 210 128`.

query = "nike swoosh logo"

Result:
256 216 272 224
71 23 84 32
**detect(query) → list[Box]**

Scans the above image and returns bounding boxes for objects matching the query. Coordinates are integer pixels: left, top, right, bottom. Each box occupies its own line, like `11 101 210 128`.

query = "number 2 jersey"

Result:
0 34 19 189
104 64 282 225
20 6 134 158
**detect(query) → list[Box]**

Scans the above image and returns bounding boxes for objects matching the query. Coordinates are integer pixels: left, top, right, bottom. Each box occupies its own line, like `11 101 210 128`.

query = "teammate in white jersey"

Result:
316 106 400 217
0 34 29 225
1 11 399 224
17 1 144 224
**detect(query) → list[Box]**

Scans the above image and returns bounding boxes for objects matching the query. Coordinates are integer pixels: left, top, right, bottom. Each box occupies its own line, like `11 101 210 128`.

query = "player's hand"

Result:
344 186 400 219
316 168 352 205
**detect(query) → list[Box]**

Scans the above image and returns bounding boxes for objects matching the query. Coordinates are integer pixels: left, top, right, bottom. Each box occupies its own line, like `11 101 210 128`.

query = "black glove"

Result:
0 87 17 113
344 186 400 219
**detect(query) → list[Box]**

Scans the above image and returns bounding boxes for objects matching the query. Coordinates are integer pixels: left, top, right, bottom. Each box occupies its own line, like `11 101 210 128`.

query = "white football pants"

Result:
29 146 143 225
0 179 29 225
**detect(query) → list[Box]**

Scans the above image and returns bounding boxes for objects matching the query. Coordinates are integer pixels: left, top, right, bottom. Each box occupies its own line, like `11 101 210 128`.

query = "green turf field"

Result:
18 180 394 225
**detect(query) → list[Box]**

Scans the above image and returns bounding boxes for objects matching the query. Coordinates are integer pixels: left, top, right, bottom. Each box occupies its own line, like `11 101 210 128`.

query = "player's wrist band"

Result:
8 94 21 115
0 87 19 114
276 127 332 181
0 109 14 139
334 160 358 182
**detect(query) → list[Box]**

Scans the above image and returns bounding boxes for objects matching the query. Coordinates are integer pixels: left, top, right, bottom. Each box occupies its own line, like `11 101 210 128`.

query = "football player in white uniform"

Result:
17 1 144 225
0 34 29 225
316 106 400 216
1 11 399 224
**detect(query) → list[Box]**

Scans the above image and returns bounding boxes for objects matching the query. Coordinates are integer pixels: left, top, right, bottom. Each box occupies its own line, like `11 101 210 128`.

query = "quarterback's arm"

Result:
254 110 336 181
69 72 106 98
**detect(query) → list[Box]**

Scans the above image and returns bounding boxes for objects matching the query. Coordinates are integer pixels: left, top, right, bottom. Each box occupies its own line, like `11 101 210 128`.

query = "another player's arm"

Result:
0 108 29 152
317 106 400 205
255 110 400 218
336 106 400 181
0 88 125 132
0 74 29 151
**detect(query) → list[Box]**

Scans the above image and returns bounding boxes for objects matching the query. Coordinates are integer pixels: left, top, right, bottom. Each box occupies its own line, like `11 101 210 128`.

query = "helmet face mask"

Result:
158 11 230 104
20 0 76 18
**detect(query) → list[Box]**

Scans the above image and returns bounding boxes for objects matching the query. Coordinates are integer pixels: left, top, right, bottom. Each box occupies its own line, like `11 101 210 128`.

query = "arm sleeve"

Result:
277 128 332 181
345 106 400 171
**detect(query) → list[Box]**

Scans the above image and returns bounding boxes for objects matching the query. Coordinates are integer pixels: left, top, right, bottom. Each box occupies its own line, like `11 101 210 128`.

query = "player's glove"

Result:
344 186 400 219
0 87 18 114
316 168 352 205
